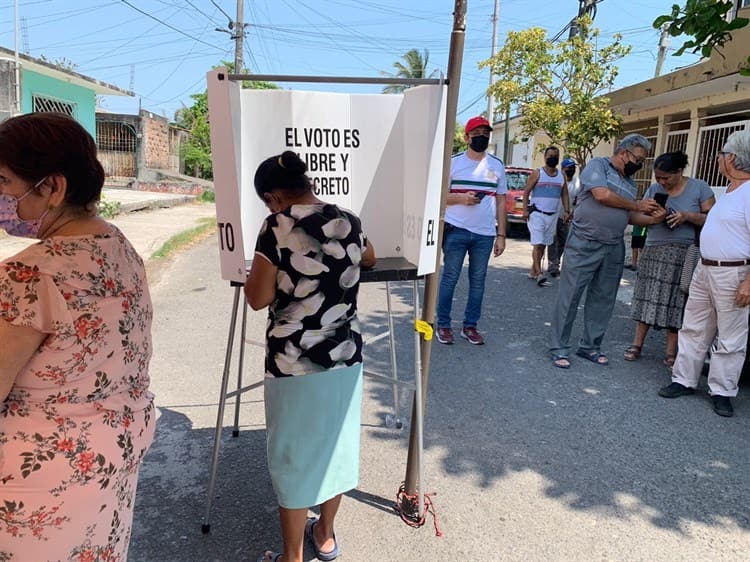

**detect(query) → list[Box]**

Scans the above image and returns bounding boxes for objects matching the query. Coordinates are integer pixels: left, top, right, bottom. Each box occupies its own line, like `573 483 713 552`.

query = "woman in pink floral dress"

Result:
0 113 154 561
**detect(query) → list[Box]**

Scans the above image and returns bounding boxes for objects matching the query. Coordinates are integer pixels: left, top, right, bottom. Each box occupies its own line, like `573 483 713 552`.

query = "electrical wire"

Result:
119 0 225 51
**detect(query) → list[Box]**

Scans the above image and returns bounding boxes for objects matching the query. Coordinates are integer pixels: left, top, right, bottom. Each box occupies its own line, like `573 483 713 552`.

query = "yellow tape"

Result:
414 320 433 341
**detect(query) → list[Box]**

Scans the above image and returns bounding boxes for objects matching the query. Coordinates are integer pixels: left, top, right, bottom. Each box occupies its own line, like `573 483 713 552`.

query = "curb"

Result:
117 195 198 214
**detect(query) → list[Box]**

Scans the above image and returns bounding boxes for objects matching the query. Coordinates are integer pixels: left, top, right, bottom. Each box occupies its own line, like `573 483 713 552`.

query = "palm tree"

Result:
381 49 437 94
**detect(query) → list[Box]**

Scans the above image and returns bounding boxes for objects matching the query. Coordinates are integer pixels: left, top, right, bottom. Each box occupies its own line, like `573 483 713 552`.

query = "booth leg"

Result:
412 280 425 519
384 281 403 430
202 285 242 534
232 299 248 438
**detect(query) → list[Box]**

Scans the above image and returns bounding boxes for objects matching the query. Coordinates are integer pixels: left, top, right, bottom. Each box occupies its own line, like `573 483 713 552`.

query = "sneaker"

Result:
712 395 734 417
537 274 551 287
461 327 485 345
549 270 560 278
658 382 694 398
436 327 454 345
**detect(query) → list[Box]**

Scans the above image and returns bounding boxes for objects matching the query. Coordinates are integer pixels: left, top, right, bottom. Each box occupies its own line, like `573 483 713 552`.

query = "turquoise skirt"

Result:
264 363 363 509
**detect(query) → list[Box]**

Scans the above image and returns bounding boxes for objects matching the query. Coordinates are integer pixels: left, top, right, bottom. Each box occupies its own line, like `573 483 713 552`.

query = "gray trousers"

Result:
547 218 569 273
549 229 625 357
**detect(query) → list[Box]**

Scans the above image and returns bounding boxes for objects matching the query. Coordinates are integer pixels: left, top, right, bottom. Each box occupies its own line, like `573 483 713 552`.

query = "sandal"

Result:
663 355 676 369
623 345 642 362
575 348 609 366
257 551 282 562
305 517 340 561
537 274 551 287
552 354 571 369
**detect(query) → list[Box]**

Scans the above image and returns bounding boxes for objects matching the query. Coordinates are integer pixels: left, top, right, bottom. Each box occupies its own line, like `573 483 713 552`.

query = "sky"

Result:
0 0 703 122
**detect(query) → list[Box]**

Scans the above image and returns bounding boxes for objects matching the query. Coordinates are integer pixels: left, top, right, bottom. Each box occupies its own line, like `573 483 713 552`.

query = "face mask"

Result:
0 178 48 238
469 135 490 153
545 156 559 168
564 169 575 180
623 161 643 177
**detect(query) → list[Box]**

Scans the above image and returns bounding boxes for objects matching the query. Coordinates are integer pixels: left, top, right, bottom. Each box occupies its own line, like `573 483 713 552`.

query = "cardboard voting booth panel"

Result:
206 69 446 283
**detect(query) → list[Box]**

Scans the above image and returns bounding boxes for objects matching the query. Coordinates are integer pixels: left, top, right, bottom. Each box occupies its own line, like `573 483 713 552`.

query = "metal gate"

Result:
96 121 137 177
694 120 749 190
629 134 657 198
665 130 688 154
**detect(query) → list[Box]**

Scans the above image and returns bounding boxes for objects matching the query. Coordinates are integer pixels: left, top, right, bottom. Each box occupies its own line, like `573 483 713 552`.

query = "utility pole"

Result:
486 0 499 129
14 0 20 115
567 0 600 40
215 0 248 73
654 25 670 77
233 0 244 73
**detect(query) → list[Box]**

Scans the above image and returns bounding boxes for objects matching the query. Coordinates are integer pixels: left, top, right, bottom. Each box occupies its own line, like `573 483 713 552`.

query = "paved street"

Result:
129 232 750 561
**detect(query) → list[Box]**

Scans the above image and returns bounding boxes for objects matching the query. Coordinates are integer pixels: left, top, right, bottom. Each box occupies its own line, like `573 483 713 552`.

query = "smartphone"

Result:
654 192 668 208
475 191 488 201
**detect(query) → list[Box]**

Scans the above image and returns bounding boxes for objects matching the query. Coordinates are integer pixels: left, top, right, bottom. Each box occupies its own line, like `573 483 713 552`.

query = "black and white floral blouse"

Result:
255 203 367 377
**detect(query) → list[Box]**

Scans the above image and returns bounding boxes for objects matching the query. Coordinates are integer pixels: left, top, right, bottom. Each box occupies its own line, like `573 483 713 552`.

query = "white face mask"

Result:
0 177 48 238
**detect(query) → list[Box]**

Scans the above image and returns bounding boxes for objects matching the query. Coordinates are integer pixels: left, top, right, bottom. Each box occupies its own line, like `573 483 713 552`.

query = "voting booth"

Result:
201 69 447 531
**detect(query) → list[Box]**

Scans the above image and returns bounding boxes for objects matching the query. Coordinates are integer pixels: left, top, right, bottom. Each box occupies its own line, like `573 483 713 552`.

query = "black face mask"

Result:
624 161 643 177
470 135 490 153
545 156 559 168
564 169 575 180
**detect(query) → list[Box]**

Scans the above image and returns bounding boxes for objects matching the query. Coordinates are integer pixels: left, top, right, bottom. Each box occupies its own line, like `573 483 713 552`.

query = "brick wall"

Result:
140 110 170 169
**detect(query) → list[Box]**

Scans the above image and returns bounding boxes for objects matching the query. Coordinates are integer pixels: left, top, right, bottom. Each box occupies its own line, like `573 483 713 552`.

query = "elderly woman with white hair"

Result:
659 129 750 417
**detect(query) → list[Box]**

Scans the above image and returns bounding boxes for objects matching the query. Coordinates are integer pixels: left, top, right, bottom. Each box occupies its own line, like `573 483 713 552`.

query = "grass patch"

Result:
151 217 217 260
199 189 216 203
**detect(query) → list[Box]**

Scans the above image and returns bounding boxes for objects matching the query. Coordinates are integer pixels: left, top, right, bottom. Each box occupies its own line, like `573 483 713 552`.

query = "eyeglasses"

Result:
625 149 646 165
717 151 733 158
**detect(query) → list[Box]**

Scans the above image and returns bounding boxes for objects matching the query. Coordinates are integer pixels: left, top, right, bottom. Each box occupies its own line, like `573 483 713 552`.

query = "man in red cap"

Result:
436 116 507 345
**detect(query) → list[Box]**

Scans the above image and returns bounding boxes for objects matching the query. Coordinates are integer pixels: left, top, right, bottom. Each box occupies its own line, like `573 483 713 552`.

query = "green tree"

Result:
381 49 437 94
174 62 279 179
653 0 750 75
480 16 630 166
453 122 467 154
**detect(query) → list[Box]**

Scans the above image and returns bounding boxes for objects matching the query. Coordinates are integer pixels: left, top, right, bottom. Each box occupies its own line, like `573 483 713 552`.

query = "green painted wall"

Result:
21 69 97 136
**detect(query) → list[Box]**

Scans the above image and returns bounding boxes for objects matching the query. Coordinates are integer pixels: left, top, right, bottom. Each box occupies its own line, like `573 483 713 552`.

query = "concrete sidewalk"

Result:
0 189 215 263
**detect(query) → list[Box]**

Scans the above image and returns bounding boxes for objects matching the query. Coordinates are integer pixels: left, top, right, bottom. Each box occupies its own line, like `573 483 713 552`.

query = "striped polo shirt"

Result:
445 151 507 237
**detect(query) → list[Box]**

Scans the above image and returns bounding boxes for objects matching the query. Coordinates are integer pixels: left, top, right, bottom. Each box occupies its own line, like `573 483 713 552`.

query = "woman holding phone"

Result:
624 151 715 367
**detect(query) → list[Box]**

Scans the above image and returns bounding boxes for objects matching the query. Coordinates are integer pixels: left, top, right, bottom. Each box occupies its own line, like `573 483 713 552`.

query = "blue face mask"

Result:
0 177 48 238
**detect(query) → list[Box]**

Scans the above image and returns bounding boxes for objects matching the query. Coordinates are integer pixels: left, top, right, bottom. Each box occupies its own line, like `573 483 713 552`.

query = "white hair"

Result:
615 134 652 154
723 130 750 172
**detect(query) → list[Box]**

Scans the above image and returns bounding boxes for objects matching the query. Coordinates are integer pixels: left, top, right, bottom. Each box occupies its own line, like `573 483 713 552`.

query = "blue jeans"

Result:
437 225 495 329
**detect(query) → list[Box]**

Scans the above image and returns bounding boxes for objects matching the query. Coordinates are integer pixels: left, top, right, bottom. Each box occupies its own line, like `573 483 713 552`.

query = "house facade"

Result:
0 46 132 136
493 0 750 198
95 109 189 182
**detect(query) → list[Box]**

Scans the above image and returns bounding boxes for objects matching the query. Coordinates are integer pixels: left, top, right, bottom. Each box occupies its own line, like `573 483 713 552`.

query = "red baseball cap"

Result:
465 116 491 134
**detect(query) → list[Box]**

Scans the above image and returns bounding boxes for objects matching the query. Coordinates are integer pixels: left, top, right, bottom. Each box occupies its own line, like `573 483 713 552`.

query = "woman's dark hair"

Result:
653 151 688 173
254 150 312 199
0 112 104 210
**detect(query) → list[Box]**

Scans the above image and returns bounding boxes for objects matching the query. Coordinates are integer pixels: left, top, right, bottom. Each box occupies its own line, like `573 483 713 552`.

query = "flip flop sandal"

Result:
623 345 642 361
552 354 571 369
257 551 282 562
305 518 340 561
575 349 609 366
537 274 551 287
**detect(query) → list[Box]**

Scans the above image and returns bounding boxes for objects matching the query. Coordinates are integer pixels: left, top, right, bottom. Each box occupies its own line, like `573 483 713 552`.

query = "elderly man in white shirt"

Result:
659 129 750 417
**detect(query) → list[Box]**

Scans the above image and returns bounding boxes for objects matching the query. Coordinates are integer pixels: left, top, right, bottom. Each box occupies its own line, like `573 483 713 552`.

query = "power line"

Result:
185 0 220 23
119 0 225 51
210 0 233 23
